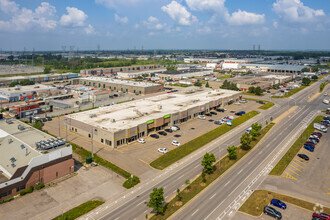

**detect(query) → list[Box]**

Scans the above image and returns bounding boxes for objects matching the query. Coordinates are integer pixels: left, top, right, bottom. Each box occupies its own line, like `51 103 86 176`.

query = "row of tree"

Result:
220 80 240 91
248 86 263 95
9 79 35 87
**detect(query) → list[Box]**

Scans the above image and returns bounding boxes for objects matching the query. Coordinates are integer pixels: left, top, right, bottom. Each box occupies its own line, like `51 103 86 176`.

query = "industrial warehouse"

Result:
75 77 164 95
66 89 241 148
0 119 74 200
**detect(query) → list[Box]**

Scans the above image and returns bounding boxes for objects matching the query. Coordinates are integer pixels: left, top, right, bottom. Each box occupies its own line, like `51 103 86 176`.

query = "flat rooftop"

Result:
0 84 54 93
0 72 78 81
80 77 161 88
67 89 241 132
0 119 65 181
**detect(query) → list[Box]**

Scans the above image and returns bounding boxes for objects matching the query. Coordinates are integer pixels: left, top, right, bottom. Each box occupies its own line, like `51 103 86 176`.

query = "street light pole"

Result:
91 128 94 158
65 119 68 142
58 115 60 137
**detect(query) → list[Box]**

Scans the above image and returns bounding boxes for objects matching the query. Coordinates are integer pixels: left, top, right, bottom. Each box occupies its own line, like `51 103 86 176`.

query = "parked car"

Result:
239 99 247 103
208 119 214 122
210 111 217 115
214 120 224 125
205 113 212 117
170 126 180 131
158 131 167 136
165 128 173 133
158 148 168 154
172 90 178 92
257 101 266 104
304 145 314 152
150 134 159 139
305 141 315 146
312 212 330 220
41 118 47 122
216 108 227 112
263 206 282 219
235 111 246 116
312 132 322 137
172 140 180 146
308 138 319 143
270 199 287 209
198 115 206 120
298 153 309 161
46 116 52 121
137 138 146 143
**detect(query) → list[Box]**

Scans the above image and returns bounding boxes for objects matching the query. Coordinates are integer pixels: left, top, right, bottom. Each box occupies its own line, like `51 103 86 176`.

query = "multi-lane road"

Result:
82 77 328 220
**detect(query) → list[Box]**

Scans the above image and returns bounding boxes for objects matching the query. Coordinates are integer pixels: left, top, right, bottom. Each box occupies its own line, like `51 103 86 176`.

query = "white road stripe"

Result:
237 169 243 175
224 180 231 186
191 209 199 216
210 193 217 200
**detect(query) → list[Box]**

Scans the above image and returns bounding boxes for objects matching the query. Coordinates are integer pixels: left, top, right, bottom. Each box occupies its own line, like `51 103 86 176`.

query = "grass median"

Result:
269 115 323 176
239 190 330 216
150 111 260 170
71 143 140 189
151 123 274 220
243 97 275 110
52 200 104 220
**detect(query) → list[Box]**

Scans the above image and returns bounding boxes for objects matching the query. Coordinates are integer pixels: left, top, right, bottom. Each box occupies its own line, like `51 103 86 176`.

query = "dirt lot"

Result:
43 99 263 180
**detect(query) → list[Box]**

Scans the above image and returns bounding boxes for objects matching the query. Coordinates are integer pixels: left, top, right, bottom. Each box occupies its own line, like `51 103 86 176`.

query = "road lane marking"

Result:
248 160 253 165
237 169 243 175
178 174 184 179
224 180 231 186
191 209 199 216
210 193 217 200
283 172 297 180
288 168 300 176
136 201 145 207
194 164 199 169
290 164 302 172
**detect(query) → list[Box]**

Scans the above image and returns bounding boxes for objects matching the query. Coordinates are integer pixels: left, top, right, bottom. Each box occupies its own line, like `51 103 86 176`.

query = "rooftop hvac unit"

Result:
158 105 162 110
8 138 13 144
89 113 96 118
110 118 116 122
25 148 29 156
20 144 25 149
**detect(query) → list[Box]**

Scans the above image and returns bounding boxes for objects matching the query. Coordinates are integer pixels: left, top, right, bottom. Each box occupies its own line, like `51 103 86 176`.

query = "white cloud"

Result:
95 0 144 9
0 0 57 31
273 0 325 23
161 1 197 26
84 24 95 35
196 26 211 34
60 7 87 27
227 9 265 25
114 14 128 24
273 21 278 28
186 0 226 12
143 16 166 30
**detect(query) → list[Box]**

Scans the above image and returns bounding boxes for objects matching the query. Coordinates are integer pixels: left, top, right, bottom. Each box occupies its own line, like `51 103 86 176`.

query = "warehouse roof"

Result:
66 89 241 132
0 84 56 94
241 64 304 71
80 77 161 88
0 119 66 180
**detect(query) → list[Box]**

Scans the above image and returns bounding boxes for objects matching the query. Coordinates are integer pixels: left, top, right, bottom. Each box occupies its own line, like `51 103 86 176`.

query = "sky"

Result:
0 0 329 51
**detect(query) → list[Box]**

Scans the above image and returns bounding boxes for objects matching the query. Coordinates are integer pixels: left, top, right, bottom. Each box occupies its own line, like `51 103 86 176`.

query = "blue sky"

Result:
0 0 329 51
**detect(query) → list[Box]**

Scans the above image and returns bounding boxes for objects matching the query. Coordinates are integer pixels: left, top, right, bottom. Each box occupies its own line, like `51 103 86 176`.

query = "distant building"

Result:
76 77 164 95
80 65 165 76
221 59 248 69
155 68 212 81
0 119 74 200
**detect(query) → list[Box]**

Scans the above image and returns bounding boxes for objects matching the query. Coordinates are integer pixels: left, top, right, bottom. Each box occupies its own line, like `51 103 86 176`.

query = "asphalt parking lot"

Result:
234 204 313 220
0 165 125 220
44 99 264 180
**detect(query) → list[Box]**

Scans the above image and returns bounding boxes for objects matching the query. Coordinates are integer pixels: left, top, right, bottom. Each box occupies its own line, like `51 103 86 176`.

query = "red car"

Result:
313 212 330 220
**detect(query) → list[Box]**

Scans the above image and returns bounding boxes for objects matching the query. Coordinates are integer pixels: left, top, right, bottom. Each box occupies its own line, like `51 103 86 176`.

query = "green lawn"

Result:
52 200 104 220
243 97 275 110
242 92 264 97
150 111 260 170
151 123 274 220
239 190 330 216
269 115 323 175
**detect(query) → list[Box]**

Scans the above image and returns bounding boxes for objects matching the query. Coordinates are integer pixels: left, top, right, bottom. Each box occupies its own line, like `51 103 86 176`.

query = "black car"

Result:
264 206 282 219
257 101 266 104
46 116 52 121
41 118 47 122
150 134 159 139
174 134 181 138
210 111 217 115
205 113 212 117
158 131 167 136
298 153 309 161
216 108 225 112
208 119 214 122
165 128 173 133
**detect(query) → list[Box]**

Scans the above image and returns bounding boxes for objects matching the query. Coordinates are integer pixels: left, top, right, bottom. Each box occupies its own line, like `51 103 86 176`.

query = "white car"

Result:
137 138 146 144
239 99 247 103
158 148 168 154
198 115 206 120
172 140 180 146
222 117 228 122
235 102 240 105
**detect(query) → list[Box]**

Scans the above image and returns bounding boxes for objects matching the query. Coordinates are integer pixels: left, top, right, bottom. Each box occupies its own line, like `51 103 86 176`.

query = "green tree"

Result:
255 87 262 96
194 81 202 87
8 81 19 87
205 82 210 88
301 67 309 72
240 133 252 150
176 188 182 201
250 122 262 140
185 179 191 189
248 86 255 94
202 152 216 174
33 121 43 130
19 79 35 86
147 187 165 214
43 66 51 74
166 65 177 71
311 75 318 81
302 77 311 86
227 146 237 160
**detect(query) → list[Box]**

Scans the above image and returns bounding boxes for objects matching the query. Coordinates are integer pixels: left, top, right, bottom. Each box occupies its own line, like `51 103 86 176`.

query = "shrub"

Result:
20 186 34 196
35 184 45 190
0 197 14 204
123 176 140 189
